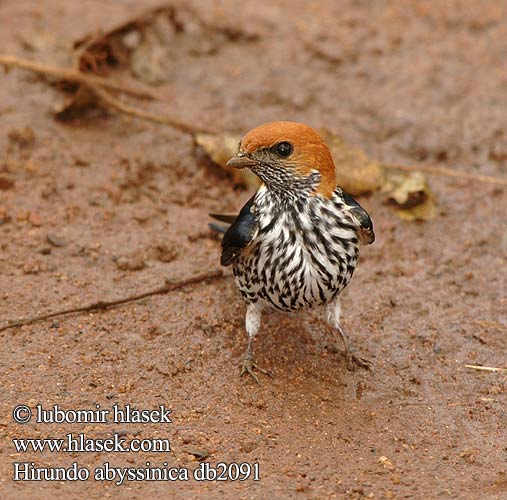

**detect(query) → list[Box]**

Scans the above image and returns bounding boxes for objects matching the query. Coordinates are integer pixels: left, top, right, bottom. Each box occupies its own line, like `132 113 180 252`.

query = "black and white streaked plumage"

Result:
212 121 375 381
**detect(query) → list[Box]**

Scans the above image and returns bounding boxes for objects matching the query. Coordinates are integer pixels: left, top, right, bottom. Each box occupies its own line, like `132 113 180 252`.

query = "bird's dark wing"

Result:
342 190 375 244
210 196 258 266
208 213 237 224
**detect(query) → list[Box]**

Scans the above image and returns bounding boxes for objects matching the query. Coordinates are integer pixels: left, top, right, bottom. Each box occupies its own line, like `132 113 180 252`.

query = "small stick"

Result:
383 162 507 186
91 85 214 135
0 269 224 333
464 364 507 373
0 54 158 100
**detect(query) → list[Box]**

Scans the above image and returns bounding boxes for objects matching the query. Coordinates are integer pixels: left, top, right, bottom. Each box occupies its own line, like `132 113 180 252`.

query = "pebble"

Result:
47 233 66 247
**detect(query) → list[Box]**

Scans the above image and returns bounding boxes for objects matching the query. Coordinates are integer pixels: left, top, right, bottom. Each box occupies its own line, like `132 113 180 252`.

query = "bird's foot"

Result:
240 354 273 383
345 350 373 371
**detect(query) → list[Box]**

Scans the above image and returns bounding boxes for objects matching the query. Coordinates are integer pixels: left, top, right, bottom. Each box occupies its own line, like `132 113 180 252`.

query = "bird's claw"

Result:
240 354 273 383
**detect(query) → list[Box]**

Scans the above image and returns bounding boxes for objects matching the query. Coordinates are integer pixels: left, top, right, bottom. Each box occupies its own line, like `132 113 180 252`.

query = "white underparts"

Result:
234 188 359 312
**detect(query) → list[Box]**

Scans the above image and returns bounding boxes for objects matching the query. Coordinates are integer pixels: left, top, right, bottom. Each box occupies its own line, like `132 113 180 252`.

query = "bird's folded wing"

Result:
219 196 259 266
341 190 375 245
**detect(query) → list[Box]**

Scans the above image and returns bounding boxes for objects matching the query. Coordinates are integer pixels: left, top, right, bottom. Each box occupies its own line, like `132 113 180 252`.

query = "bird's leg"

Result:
240 304 272 383
325 298 372 371
241 335 273 382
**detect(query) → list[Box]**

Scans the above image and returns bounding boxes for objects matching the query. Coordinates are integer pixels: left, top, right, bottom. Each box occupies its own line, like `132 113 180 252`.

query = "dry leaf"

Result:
74 4 257 79
326 133 384 195
54 86 101 120
195 133 260 188
383 170 436 221
325 131 436 220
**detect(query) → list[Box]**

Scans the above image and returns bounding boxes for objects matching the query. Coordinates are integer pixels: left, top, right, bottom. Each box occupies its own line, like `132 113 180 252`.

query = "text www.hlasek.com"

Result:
13 433 170 453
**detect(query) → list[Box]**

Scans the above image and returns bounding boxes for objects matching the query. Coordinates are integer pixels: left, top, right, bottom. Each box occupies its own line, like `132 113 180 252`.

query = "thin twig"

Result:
0 54 214 135
91 85 213 135
464 364 507 373
0 54 158 100
0 269 224 333
383 162 507 186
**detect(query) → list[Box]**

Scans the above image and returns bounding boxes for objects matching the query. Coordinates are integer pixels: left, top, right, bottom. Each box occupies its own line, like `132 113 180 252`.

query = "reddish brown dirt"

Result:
1 1 506 499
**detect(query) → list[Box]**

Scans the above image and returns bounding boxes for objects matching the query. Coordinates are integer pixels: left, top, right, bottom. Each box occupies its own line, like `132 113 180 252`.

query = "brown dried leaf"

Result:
54 86 101 121
383 170 436 221
74 4 257 79
326 133 384 195
73 7 161 75
325 131 436 220
195 133 260 189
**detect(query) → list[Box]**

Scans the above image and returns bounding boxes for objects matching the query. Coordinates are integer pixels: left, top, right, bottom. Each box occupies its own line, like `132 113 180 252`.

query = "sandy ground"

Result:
0 1 506 499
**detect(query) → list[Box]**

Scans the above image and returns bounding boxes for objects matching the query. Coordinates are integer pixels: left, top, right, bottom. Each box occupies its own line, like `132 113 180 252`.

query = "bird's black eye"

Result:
275 141 293 157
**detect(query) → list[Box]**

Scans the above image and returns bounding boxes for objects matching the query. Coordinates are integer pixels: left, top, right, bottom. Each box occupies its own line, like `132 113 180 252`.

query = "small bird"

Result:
211 121 375 381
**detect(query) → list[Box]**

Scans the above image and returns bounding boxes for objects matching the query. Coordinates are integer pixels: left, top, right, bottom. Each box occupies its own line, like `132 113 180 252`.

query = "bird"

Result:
210 121 375 382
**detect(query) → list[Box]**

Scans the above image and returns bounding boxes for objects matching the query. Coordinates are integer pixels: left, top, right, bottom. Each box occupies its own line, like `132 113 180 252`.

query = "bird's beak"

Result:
226 155 258 169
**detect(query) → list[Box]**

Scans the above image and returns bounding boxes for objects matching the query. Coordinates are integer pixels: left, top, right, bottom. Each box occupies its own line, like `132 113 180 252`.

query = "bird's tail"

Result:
209 222 227 234
208 213 236 234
